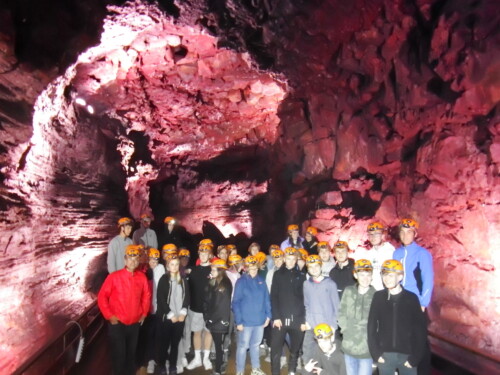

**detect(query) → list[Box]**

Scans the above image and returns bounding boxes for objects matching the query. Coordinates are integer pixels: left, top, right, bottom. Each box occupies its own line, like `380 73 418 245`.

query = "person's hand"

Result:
300 324 307 331
273 319 283 329
304 322 311 330
109 316 119 325
305 359 323 373
171 316 179 323
178 315 186 322
378 356 385 363
237 324 244 331
264 318 270 327
138 315 146 324
404 361 412 368
421 306 426 312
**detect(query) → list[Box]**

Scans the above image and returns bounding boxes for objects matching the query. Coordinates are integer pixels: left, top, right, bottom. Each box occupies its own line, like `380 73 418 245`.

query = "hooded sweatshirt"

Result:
303 276 340 330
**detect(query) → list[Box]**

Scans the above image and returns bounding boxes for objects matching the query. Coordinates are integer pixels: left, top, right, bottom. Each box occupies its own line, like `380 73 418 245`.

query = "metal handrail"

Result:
13 300 104 375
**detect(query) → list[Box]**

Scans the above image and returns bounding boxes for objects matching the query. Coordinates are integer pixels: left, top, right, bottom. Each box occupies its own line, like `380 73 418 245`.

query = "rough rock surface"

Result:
0 0 499 372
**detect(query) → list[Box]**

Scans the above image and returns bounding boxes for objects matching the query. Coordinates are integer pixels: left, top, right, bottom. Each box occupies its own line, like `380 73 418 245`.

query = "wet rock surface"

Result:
0 0 499 371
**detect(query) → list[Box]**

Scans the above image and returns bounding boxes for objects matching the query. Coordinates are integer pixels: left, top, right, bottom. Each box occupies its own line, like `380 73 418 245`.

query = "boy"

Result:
329 241 355 299
367 259 427 375
338 259 376 375
304 324 346 375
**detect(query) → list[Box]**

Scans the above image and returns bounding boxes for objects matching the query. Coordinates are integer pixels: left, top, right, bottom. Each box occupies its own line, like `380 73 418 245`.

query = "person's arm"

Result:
140 275 151 321
151 230 158 250
303 282 312 329
97 276 114 321
419 249 434 308
270 271 281 322
156 275 171 319
407 294 428 366
367 293 382 362
337 287 350 333
232 278 243 326
107 241 116 273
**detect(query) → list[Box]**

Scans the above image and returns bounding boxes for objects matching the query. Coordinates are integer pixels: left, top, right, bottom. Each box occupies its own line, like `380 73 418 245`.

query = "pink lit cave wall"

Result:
0 0 499 372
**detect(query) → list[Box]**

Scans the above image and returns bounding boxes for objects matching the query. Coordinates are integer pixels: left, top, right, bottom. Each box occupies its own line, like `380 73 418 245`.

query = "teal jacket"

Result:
338 284 375 358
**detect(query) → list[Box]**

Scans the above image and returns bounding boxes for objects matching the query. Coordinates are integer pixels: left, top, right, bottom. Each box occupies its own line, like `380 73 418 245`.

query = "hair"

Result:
210 268 228 292
168 258 181 284
248 242 260 254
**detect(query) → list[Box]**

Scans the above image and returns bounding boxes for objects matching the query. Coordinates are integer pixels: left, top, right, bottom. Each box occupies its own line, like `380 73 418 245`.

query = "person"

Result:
98 244 151 375
393 218 434 375
248 242 261 256
216 245 228 261
329 241 355 300
133 213 158 250
162 243 178 266
142 248 165 374
302 226 319 255
159 216 182 249
297 248 308 273
280 224 304 250
232 255 271 375
303 254 340 365
178 248 191 276
270 248 306 375
367 259 427 375
227 244 238 256
186 243 213 371
255 251 268 279
224 254 243 364
265 249 284 292
354 222 395 290
304 324 346 375
107 217 134 273
204 259 233 375
156 256 190 375
338 259 376 375
317 241 335 277
176 247 192 371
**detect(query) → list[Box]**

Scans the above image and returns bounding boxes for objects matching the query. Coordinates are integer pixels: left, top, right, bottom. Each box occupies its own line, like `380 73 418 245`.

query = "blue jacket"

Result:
393 242 434 307
232 273 272 327
303 276 340 329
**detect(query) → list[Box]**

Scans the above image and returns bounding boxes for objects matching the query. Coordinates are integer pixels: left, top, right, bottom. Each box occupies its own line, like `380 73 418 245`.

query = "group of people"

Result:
98 214 434 375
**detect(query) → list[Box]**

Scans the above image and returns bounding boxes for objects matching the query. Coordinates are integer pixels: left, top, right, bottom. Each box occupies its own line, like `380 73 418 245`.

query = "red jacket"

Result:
98 268 151 325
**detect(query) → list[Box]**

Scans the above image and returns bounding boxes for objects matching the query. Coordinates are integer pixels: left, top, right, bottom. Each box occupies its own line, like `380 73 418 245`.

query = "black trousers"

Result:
156 318 185 371
270 326 304 375
211 331 226 372
108 322 140 375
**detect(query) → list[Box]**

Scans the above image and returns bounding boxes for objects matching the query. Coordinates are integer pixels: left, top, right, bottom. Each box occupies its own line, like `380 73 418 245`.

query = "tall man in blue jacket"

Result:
393 218 434 375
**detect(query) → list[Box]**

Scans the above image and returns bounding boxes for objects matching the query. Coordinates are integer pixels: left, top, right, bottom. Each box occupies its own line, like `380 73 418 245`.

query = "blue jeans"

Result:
236 325 264 373
344 353 373 375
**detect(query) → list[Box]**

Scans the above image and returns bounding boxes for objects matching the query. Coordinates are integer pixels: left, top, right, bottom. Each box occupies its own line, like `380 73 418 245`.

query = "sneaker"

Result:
264 354 271 362
181 357 188 367
186 357 202 370
168 369 177 375
209 351 216 361
203 357 213 370
280 356 287 369
147 360 155 374
251 368 266 375
176 365 184 374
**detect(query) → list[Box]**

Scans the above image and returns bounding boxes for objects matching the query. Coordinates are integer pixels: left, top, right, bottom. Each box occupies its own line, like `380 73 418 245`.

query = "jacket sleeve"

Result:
337 287 350 332
419 249 434 307
264 282 272 321
156 274 171 319
270 271 281 320
107 241 116 273
232 278 244 325
303 282 311 326
367 293 383 361
140 274 151 317
180 277 190 315
97 275 114 320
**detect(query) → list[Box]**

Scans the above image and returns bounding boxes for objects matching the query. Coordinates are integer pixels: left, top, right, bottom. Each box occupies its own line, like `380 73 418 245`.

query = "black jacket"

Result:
367 288 427 366
156 273 190 321
203 276 233 333
188 265 211 313
329 258 356 299
270 266 306 327
302 238 318 255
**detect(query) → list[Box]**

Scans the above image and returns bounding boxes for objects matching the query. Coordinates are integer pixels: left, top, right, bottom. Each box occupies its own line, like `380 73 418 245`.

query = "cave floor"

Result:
70 329 472 375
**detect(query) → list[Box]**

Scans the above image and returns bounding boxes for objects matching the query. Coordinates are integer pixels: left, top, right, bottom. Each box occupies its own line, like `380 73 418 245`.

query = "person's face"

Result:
167 222 174 231
149 257 159 269
308 262 322 278
284 254 297 269
305 232 313 241
142 219 151 228
249 245 259 256
168 258 180 273
334 247 348 263
125 254 139 272
122 224 133 237
382 272 403 290
229 248 238 256
180 257 189 267
354 271 373 288
289 229 299 240
367 230 383 246
297 259 305 270
317 337 334 353
218 249 228 261
199 251 210 264
318 248 331 262
247 263 258 276
274 256 284 269
399 227 416 246
210 266 219 279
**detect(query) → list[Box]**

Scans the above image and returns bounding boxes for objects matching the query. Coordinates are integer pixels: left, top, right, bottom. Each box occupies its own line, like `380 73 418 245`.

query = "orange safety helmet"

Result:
268 244 281 252
211 258 228 269
381 259 404 274
148 248 161 259
367 222 385 232
317 241 330 250
255 251 267 264
140 213 153 221
118 217 133 227
313 323 333 339
298 248 309 260
125 244 141 257
199 238 213 246
306 254 322 266
284 247 298 256
164 216 176 224
354 259 373 272
400 218 419 229
162 243 178 253
178 249 190 257
287 224 299 232
228 254 243 266
271 249 284 258
245 255 258 266
306 226 318 236
334 241 349 250
226 244 237 251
